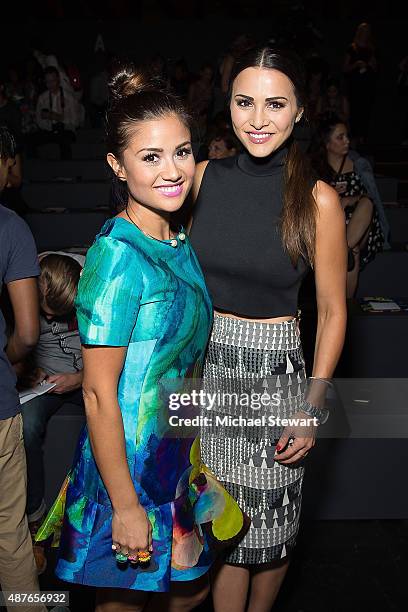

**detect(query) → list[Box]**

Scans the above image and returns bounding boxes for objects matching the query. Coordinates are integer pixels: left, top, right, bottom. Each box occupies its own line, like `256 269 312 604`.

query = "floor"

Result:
16 519 405 612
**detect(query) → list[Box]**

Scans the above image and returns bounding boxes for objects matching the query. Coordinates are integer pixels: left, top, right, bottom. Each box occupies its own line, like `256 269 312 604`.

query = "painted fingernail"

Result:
275 444 282 453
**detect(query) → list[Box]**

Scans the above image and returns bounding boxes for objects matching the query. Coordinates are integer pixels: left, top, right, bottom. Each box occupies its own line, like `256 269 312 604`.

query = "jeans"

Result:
21 389 83 520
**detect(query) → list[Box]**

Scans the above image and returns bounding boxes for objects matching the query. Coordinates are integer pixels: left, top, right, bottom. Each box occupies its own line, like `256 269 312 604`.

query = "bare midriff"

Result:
214 308 296 324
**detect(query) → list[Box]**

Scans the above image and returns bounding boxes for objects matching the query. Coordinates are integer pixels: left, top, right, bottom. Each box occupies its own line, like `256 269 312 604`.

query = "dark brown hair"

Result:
229 46 317 267
106 61 192 211
309 113 346 183
39 254 81 316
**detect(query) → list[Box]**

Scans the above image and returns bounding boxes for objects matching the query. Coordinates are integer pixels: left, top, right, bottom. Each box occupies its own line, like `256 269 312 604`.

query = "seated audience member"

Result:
0 125 47 610
208 129 239 159
310 115 390 297
316 78 350 124
32 47 76 96
0 81 22 143
28 66 80 159
20 252 84 574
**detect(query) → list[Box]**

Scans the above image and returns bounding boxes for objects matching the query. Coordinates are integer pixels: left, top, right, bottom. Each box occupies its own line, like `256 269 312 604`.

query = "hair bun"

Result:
108 62 152 104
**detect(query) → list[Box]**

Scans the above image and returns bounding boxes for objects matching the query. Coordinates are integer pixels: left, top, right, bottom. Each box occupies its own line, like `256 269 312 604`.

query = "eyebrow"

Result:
136 140 191 154
234 94 289 102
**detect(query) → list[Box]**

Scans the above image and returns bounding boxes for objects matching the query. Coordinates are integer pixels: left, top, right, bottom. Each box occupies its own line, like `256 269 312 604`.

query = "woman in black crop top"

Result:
189 46 347 612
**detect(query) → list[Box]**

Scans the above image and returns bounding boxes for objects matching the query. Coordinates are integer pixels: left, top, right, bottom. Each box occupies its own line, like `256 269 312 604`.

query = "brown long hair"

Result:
229 46 317 267
106 62 192 211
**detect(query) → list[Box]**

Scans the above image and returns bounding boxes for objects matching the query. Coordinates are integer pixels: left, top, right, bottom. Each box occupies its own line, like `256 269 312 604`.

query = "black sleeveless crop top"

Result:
189 145 310 318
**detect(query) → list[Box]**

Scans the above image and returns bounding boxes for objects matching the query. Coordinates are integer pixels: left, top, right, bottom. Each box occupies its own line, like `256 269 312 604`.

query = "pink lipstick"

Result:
155 183 184 198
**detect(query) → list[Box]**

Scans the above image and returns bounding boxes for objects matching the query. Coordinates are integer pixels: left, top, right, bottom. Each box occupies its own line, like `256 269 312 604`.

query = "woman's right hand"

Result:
112 502 153 557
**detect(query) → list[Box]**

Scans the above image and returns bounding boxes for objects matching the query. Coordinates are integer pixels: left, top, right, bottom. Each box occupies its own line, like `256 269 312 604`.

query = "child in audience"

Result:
20 252 84 574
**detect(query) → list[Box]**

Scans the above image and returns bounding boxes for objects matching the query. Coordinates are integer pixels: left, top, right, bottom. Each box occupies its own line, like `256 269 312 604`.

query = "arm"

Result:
187 160 209 233
48 109 64 122
276 181 347 464
311 181 347 377
81 345 152 554
74 236 151 555
6 277 39 364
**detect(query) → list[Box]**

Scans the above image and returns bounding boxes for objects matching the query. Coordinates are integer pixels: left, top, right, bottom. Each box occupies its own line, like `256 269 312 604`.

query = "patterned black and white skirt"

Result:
200 313 307 565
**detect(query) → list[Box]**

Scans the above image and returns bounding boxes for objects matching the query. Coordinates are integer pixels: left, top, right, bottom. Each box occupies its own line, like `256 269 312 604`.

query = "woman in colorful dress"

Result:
36 64 247 611
189 46 348 611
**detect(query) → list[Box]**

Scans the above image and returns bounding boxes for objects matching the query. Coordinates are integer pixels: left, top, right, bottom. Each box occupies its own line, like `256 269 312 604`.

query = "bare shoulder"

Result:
313 180 344 224
192 160 210 202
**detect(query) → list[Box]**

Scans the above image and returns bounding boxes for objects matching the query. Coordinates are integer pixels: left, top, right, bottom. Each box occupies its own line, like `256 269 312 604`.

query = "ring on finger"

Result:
115 552 129 563
138 550 152 563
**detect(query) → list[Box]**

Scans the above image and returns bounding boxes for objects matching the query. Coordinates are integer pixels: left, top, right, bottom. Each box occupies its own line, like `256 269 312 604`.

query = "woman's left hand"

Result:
274 411 317 465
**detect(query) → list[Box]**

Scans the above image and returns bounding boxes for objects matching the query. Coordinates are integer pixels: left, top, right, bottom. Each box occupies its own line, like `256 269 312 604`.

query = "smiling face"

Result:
107 113 195 214
326 123 350 157
230 67 302 157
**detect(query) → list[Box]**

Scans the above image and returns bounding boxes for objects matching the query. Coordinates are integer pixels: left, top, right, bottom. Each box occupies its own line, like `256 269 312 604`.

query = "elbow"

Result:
82 384 99 415
19 329 39 351
317 301 347 325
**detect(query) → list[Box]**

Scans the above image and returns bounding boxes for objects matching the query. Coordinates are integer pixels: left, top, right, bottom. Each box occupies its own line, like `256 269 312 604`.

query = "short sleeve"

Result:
75 236 142 346
3 214 40 284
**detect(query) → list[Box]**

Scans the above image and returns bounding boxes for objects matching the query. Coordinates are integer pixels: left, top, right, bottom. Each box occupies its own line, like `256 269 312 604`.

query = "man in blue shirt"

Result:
0 125 46 611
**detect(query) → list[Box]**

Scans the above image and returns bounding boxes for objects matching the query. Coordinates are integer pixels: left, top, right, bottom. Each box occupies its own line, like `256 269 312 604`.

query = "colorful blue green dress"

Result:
36 216 246 592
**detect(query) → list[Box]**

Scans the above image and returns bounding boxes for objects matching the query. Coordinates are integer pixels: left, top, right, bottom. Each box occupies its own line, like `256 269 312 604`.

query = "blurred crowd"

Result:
0 24 407 163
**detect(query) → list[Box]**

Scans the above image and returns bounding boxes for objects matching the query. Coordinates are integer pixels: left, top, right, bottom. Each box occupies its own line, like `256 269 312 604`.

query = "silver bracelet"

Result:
309 376 333 388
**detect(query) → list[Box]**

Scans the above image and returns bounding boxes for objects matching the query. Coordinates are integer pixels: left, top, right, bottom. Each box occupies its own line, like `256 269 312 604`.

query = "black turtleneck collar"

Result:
237 141 289 177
